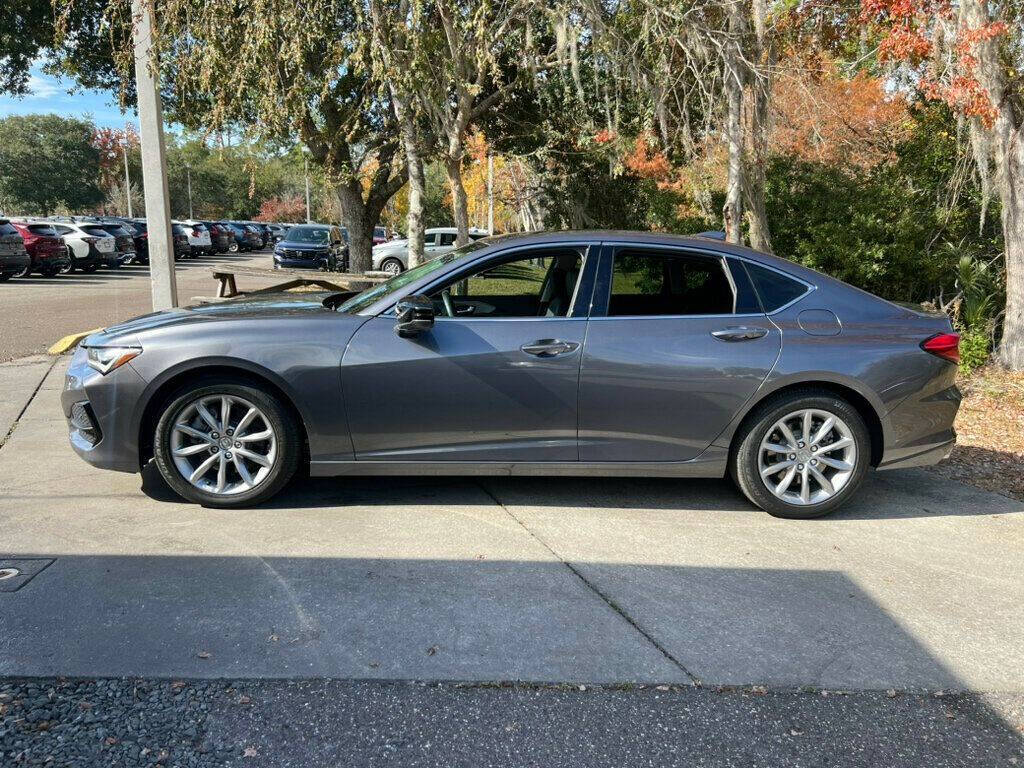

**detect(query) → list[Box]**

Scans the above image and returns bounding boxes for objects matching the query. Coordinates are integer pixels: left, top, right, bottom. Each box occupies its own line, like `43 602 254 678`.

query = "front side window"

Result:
608 249 736 316
429 248 585 318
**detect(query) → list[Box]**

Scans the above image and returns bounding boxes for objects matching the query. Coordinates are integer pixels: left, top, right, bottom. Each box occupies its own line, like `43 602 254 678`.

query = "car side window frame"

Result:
386 242 601 321
590 243 748 319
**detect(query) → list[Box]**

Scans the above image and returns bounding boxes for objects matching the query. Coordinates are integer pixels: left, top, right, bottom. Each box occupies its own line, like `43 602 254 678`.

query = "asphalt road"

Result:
0 250 283 361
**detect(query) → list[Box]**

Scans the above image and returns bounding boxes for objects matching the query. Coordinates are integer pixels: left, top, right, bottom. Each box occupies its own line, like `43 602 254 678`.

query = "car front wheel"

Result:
153 380 300 508
379 257 404 276
730 390 870 519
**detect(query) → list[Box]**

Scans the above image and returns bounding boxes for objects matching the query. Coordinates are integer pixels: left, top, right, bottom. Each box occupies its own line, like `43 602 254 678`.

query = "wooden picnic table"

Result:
205 265 390 300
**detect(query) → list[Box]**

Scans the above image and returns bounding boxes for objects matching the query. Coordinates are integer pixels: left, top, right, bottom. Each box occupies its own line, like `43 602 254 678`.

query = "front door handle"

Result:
711 326 769 342
520 339 580 357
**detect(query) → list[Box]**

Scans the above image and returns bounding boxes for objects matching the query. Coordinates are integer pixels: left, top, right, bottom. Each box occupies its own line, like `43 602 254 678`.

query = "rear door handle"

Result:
520 339 580 357
711 326 769 342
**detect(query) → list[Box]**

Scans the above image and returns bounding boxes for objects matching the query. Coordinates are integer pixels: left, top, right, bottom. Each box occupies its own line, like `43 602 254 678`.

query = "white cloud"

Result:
24 73 63 100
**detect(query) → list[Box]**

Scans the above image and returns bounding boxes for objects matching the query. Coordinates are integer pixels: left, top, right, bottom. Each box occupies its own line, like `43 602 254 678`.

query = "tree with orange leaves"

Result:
860 0 1024 368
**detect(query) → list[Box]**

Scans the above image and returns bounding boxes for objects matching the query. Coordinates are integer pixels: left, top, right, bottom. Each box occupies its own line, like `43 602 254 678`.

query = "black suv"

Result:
0 218 31 281
272 224 347 271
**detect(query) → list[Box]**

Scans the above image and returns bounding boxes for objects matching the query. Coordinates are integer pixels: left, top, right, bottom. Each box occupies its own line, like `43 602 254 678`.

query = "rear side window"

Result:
608 249 735 316
439 233 457 246
28 224 58 236
744 262 809 312
0 222 17 236
82 226 111 237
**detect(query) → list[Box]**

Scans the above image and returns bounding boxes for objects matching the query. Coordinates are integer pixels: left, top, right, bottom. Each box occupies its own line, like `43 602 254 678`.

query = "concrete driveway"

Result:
1 355 1022 693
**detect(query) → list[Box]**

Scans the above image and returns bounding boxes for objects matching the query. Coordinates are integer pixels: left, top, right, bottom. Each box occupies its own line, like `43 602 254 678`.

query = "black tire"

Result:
380 257 404 276
0 272 11 282
153 378 301 508
40 267 60 278
13 265 31 278
730 389 871 519
83 263 99 273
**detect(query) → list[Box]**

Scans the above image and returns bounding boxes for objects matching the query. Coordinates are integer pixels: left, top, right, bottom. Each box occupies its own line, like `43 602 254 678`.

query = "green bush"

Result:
958 327 991 373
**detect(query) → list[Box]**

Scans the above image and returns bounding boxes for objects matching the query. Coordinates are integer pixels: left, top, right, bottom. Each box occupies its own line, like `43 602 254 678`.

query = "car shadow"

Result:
138 461 1021 520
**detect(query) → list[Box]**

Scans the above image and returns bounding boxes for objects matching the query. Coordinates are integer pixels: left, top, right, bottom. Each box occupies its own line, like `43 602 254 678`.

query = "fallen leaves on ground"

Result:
928 366 1024 501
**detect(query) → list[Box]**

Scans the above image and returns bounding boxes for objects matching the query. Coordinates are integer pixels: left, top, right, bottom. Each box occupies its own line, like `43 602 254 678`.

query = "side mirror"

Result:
395 294 435 338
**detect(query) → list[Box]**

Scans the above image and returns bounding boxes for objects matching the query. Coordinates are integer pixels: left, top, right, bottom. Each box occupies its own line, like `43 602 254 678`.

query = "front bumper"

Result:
61 346 149 473
274 255 330 270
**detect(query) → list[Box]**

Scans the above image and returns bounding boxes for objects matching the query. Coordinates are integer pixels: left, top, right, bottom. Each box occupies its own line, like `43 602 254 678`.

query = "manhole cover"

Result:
0 568 20 580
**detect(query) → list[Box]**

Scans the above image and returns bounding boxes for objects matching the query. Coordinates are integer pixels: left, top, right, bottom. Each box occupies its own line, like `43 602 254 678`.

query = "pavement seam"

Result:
477 481 703 687
0 356 59 452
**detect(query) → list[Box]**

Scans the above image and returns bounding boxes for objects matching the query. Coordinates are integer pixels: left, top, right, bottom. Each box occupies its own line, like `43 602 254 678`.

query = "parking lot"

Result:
1 351 1023 764
0 250 281 361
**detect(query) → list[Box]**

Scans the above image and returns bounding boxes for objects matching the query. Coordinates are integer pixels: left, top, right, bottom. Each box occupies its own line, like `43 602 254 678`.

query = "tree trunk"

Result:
996 127 1024 369
337 181 375 274
961 0 1024 369
446 153 471 247
743 0 773 253
723 72 744 244
400 108 427 269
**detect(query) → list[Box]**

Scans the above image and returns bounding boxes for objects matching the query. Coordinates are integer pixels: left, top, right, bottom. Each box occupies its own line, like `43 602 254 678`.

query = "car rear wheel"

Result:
228 241 240 253
13 265 30 278
0 272 11 282
730 390 870 519
380 257 404 276
153 380 301 508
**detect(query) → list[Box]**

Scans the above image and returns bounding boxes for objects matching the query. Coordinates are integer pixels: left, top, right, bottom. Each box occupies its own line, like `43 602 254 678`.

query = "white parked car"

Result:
177 220 213 255
371 227 489 275
47 221 120 272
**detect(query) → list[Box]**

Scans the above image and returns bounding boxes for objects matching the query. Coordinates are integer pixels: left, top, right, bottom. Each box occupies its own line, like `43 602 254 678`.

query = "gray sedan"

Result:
61 231 961 518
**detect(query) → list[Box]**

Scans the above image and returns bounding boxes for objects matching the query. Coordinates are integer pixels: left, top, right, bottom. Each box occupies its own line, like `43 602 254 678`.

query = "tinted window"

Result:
0 221 17 236
27 224 58 236
744 262 808 312
438 233 457 247
423 233 437 246
430 248 584 318
82 226 111 237
608 250 735 316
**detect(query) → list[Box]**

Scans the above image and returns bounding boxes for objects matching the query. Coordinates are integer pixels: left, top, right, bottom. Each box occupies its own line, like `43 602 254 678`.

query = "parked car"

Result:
127 219 149 263
178 221 213 257
48 222 117 272
61 231 961 516
0 218 31 281
272 224 346 271
10 220 71 277
371 227 488 275
204 222 232 253
246 222 271 249
266 224 289 244
242 224 266 250
372 226 390 246
170 224 192 260
94 222 136 265
223 222 260 253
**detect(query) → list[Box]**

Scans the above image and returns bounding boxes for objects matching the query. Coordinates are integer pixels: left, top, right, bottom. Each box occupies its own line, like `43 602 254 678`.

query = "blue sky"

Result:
0 63 137 131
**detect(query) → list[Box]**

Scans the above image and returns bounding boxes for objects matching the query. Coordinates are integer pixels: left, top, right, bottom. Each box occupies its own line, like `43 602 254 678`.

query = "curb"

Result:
48 328 103 356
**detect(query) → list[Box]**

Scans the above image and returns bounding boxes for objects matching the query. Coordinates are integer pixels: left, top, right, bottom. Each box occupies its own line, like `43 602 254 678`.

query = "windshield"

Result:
338 240 489 314
82 226 112 238
287 226 329 244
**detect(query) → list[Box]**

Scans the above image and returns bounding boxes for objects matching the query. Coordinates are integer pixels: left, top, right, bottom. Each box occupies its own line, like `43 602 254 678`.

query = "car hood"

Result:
85 292 341 346
374 239 407 252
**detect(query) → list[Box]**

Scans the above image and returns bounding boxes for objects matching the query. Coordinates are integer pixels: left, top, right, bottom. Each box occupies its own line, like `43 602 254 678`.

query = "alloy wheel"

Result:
169 394 278 496
381 259 402 276
757 408 857 506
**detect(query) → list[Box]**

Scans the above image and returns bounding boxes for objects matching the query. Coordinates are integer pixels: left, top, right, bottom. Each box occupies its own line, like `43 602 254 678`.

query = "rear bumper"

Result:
878 381 961 470
0 253 30 274
877 432 956 470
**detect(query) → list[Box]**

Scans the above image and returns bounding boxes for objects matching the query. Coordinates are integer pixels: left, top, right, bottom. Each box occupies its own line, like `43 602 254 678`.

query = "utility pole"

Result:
303 150 312 223
131 0 177 309
186 166 193 219
122 126 133 218
487 154 495 236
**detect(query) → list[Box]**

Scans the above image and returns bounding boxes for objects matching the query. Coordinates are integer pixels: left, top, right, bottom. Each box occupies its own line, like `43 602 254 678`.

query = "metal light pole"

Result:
131 0 177 310
303 150 312 223
122 127 133 218
186 166 193 219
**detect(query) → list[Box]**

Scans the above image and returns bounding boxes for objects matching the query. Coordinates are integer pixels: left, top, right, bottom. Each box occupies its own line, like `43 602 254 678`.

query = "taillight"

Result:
192 228 201 236
82 236 97 244
921 332 960 364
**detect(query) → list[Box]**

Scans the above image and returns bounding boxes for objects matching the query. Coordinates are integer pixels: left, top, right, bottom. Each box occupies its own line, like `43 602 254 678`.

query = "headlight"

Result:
86 345 141 375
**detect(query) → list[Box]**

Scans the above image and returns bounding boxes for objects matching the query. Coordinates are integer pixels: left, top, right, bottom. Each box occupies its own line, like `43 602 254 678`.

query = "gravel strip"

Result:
3 678 1022 767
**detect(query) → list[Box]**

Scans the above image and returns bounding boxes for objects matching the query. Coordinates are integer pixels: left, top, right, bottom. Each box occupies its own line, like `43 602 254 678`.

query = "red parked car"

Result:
11 221 71 277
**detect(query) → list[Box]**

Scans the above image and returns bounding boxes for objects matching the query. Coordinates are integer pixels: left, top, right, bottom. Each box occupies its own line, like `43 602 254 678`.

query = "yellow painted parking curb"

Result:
48 328 103 356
